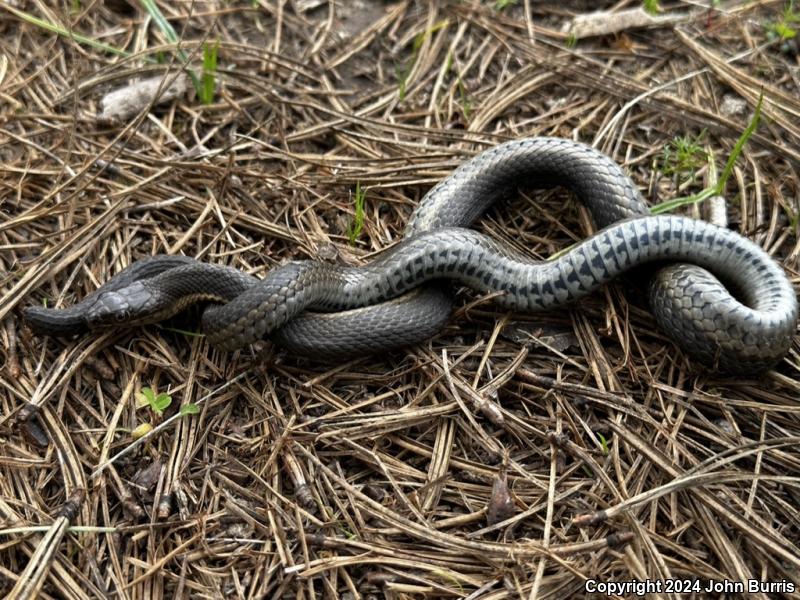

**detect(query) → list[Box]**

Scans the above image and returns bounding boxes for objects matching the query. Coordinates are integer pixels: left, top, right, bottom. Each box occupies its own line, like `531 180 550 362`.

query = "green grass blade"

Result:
653 92 763 214
650 187 716 214
200 40 219 105
139 0 180 44
5 5 129 56
138 0 201 94
347 182 366 245
397 20 448 100
714 91 763 195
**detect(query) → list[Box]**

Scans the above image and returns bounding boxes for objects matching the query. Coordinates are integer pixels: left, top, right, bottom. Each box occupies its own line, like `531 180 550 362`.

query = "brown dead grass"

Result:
1 1 800 598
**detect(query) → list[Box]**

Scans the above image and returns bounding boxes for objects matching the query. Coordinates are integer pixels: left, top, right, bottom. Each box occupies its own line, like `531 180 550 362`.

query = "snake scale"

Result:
24 138 798 373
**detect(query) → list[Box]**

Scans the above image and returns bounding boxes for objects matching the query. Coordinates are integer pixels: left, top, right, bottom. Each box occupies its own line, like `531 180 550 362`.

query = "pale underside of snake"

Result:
24 138 798 373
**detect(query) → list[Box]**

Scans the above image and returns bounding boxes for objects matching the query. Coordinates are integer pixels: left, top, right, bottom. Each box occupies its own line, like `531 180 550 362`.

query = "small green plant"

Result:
397 32 424 101
766 2 799 41
131 423 153 439
456 77 472 118
652 92 764 214
642 0 661 15
179 403 200 416
136 386 172 415
446 53 471 119
347 182 366 245
397 20 448 100
786 208 800 232
494 0 518 10
660 130 709 181
135 386 198 421
565 33 577 48
596 432 609 455
771 21 797 39
396 66 409 102
431 569 465 596
199 40 219 105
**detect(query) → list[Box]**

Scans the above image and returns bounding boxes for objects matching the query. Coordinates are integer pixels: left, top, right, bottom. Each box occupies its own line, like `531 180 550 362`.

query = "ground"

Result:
1 1 799 598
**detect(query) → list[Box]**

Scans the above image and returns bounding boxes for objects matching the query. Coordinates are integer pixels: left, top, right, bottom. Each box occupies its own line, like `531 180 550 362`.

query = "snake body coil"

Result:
24 138 798 373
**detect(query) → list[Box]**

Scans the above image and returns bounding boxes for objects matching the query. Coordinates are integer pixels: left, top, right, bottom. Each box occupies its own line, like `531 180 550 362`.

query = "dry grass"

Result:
1 1 800 598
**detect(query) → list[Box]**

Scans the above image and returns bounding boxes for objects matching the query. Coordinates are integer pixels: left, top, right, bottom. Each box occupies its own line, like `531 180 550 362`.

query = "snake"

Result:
23 138 798 373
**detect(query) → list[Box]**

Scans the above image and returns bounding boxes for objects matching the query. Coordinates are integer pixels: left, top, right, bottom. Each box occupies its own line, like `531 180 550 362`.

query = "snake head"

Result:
86 281 151 328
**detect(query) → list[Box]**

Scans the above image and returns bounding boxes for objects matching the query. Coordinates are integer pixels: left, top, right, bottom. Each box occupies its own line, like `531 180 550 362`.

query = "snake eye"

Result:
115 310 130 322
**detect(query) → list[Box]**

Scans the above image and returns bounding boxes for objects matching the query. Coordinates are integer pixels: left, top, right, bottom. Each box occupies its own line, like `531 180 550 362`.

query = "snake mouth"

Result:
23 304 88 336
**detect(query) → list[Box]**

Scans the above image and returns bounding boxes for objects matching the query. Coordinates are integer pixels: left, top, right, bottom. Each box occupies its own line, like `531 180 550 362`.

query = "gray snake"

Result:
24 138 798 373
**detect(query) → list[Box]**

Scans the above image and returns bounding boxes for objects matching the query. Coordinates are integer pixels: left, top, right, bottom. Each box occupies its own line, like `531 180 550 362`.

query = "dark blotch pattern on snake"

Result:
24 138 798 373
